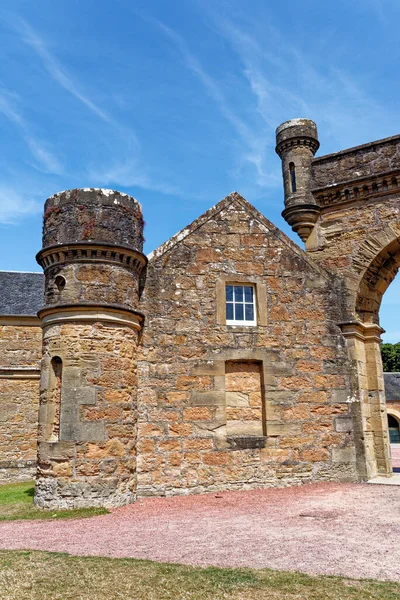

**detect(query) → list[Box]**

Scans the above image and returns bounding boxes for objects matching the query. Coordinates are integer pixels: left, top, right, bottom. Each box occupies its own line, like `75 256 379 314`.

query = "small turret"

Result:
275 119 320 242
34 188 146 509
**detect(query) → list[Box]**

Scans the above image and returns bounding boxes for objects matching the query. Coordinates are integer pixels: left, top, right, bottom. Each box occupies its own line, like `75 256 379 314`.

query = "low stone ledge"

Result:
0 460 36 469
0 368 40 380
226 435 267 450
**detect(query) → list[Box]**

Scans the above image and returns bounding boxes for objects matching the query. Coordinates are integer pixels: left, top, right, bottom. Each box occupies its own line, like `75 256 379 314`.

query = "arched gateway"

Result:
3 119 400 506
277 119 400 480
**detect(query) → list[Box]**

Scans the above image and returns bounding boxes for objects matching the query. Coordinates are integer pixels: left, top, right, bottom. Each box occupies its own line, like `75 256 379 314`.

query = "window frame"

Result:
225 283 257 326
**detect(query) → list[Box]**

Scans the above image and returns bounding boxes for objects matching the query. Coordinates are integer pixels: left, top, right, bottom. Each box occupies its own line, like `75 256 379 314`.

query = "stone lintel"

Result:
38 304 144 331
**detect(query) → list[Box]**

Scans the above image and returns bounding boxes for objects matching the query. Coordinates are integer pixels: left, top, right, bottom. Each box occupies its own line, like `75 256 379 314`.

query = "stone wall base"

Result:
0 461 36 485
34 476 136 509
137 462 359 498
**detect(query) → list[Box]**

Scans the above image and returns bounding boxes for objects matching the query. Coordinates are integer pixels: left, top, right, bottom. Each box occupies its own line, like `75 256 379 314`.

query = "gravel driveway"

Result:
1 482 400 581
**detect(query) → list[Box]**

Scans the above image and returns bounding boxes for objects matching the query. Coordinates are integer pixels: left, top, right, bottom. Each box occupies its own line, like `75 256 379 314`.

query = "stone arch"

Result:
387 410 400 444
387 407 400 423
356 236 400 324
339 231 400 480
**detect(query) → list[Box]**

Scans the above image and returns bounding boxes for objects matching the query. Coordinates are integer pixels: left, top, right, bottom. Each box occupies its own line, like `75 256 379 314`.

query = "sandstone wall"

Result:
0 320 42 482
137 194 357 497
34 188 145 509
35 321 138 508
312 135 400 189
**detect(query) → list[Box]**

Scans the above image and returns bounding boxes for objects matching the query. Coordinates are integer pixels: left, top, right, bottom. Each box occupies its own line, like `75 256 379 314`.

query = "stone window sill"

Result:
226 435 266 450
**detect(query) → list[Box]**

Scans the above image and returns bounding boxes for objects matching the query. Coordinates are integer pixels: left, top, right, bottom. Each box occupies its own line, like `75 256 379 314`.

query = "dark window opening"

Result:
55 275 66 291
289 162 297 193
388 414 400 444
49 356 63 442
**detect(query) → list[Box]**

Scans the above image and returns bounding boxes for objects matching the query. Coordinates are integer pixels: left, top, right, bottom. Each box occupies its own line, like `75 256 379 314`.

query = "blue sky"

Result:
0 0 399 340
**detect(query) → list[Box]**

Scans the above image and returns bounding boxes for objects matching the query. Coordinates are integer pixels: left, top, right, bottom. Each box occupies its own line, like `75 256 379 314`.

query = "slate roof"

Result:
0 271 44 316
384 372 400 402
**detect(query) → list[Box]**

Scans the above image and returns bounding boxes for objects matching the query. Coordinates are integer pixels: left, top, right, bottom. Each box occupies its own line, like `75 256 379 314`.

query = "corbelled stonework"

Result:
1 118 400 506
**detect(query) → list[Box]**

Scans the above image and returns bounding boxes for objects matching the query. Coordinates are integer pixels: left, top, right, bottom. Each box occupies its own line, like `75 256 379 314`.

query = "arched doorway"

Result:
350 236 400 479
388 414 400 444
339 236 400 480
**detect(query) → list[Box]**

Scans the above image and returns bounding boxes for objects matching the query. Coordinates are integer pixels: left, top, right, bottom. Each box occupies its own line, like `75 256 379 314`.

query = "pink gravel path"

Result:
1 482 400 581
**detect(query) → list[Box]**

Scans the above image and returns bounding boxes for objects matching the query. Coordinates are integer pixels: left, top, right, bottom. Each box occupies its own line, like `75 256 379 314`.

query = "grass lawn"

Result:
0 481 108 521
1 550 400 600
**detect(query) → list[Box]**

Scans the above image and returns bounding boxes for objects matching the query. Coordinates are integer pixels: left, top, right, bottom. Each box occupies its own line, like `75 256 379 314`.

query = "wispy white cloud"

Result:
16 18 112 124
0 185 41 224
0 89 63 174
1 14 185 200
25 137 63 174
142 14 279 189
1 14 141 152
206 10 398 153
87 159 179 196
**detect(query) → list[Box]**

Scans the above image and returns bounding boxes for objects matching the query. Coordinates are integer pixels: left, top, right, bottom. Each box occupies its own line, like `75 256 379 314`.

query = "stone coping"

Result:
0 315 41 326
313 133 400 164
38 303 144 331
0 368 40 379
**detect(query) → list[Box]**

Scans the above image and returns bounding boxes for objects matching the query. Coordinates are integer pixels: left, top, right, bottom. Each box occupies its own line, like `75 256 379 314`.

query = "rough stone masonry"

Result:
0 118 399 507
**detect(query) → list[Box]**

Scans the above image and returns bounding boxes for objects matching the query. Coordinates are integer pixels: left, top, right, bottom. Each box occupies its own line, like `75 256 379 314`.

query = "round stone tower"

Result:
34 188 147 509
275 118 320 242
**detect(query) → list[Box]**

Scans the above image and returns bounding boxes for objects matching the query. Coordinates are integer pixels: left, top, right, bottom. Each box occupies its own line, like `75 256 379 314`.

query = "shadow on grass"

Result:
24 486 34 498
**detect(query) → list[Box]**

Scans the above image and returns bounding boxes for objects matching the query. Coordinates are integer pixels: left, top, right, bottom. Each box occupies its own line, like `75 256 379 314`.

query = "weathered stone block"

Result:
189 391 226 406
332 446 357 463
335 416 353 433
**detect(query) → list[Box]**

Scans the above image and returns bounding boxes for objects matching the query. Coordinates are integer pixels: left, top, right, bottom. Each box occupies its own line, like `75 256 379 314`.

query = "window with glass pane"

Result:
225 284 256 325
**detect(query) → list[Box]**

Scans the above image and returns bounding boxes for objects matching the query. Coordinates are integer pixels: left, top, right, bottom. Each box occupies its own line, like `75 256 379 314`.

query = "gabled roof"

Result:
0 271 44 315
384 372 400 401
147 191 329 278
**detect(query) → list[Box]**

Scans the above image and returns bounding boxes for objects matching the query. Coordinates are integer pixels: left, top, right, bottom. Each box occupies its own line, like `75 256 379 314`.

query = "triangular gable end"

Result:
148 191 329 280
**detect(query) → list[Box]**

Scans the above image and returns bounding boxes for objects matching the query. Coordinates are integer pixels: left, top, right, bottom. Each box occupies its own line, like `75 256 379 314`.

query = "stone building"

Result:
1 118 399 508
384 372 400 443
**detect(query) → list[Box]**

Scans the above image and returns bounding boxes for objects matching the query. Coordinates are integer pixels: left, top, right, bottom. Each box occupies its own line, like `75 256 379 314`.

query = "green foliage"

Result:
381 343 400 372
0 481 108 521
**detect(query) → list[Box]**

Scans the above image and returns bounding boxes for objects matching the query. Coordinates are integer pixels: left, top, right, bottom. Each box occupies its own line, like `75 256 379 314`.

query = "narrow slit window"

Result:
49 356 63 442
289 162 297 192
226 284 256 326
